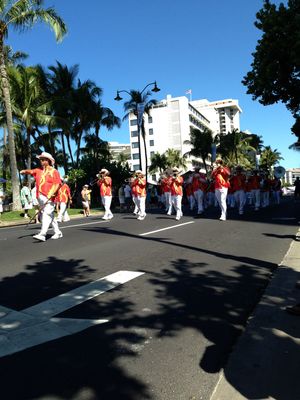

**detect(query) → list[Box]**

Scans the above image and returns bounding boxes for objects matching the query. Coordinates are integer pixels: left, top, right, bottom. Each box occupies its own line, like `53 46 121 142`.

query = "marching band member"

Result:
161 170 173 215
272 176 282 205
211 158 230 221
185 178 195 211
170 167 183 220
248 169 261 211
231 166 246 215
97 168 113 220
192 168 207 215
20 151 63 241
261 172 272 208
130 174 139 214
133 170 147 220
56 176 72 222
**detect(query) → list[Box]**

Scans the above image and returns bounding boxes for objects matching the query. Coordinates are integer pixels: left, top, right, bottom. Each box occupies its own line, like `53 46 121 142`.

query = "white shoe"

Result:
108 214 114 220
102 216 109 220
51 232 63 240
175 216 181 220
56 218 62 223
33 233 46 242
137 214 146 220
219 216 226 221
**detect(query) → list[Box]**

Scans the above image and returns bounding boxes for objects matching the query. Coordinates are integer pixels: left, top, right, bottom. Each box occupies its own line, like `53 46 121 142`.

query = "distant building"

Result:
285 168 300 185
128 94 242 179
109 141 131 162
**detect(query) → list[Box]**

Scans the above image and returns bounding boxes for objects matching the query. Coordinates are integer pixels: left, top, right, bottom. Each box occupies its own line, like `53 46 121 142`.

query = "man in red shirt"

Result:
231 166 246 215
211 159 230 221
248 169 261 211
20 151 62 241
170 167 184 220
161 170 172 215
192 168 207 215
97 168 113 220
133 170 147 220
56 176 72 222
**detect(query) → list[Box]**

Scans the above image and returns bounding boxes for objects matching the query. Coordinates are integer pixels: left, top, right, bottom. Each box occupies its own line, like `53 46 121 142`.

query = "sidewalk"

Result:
211 229 300 400
0 210 104 228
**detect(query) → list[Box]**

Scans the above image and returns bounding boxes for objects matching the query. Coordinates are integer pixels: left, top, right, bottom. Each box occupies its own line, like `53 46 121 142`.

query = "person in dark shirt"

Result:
294 177 300 200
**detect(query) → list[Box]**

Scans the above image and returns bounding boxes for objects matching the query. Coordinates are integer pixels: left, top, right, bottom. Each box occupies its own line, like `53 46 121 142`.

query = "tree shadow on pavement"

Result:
0 256 152 400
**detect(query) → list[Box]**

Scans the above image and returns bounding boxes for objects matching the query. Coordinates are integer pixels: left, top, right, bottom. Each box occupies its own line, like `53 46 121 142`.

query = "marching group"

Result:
17 151 291 242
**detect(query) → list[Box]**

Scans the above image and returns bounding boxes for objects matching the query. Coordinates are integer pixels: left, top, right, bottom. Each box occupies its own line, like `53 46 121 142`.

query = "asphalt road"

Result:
0 199 299 400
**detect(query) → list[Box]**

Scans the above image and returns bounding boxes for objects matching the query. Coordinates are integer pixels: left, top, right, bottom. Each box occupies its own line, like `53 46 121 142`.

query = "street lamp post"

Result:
114 81 160 177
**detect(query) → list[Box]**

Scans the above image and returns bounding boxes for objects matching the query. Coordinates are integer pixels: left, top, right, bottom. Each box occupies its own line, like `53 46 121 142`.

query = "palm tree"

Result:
149 152 167 174
0 0 67 210
259 146 283 172
165 148 187 170
217 129 256 168
47 61 80 171
123 90 157 177
184 127 214 173
8 65 59 171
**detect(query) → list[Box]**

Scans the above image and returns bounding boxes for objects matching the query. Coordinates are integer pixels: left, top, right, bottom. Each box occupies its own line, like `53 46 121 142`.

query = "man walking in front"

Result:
211 159 230 221
20 152 62 241
97 168 113 220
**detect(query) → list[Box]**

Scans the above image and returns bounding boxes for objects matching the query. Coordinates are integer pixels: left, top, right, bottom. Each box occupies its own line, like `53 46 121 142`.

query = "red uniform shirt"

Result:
161 177 172 193
231 173 246 191
248 175 261 190
31 167 61 199
98 176 112 196
171 176 183 196
211 166 230 189
58 183 71 203
134 177 146 197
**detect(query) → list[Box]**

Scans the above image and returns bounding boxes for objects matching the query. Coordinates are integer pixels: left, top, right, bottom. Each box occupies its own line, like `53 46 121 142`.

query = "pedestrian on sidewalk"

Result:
20 180 33 219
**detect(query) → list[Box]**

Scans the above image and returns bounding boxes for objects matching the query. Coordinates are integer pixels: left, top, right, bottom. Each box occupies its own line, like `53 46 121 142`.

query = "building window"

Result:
148 116 153 123
130 119 138 126
149 128 154 135
131 130 138 137
133 164 140 171
132 142 139 149
149 140 154 146
150 151 155 158
132 153 140 160
152 174 157 182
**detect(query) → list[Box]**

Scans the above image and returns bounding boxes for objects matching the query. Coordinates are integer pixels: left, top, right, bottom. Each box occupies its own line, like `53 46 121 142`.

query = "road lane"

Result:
0 201 299 399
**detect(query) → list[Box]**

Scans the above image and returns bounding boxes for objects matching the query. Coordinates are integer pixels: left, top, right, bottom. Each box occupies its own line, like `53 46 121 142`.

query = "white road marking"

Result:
60 220 108 229
0 270 144 358
140 221 195 236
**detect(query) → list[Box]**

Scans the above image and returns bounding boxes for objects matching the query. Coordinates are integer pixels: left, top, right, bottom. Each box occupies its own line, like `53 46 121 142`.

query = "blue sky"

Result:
7 0 298 169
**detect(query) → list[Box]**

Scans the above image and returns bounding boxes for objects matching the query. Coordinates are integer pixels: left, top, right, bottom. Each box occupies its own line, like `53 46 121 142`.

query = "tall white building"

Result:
128 94 242 178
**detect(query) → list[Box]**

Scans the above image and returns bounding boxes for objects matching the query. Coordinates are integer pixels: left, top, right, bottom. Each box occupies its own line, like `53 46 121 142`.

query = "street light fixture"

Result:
114 81 161 177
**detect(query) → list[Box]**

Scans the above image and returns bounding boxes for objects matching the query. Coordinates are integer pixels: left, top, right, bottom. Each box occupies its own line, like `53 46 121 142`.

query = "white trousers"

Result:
57 202 70 222
165 192 172 214
215 188 228 219
234 190 246 214
38 194 61 236
132 195 138 214
251 189 261 209
137 196 146 217
101 196 113 218
262 191 270 207
172 195 183 219
194 189 204 213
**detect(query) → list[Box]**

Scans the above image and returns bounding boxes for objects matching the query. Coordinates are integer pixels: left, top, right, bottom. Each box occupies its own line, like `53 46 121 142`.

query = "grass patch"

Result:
0 207 103 223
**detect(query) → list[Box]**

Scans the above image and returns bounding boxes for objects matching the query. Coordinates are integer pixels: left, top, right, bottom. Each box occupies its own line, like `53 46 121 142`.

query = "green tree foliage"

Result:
0 0 67 210
242 0 300 142
259 145 283 171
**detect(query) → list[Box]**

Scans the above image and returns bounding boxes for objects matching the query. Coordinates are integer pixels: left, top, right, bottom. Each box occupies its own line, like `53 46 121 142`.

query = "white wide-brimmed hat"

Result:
99 168 109 174
135 170 143 174
172 167 180 172
36 152 55 165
